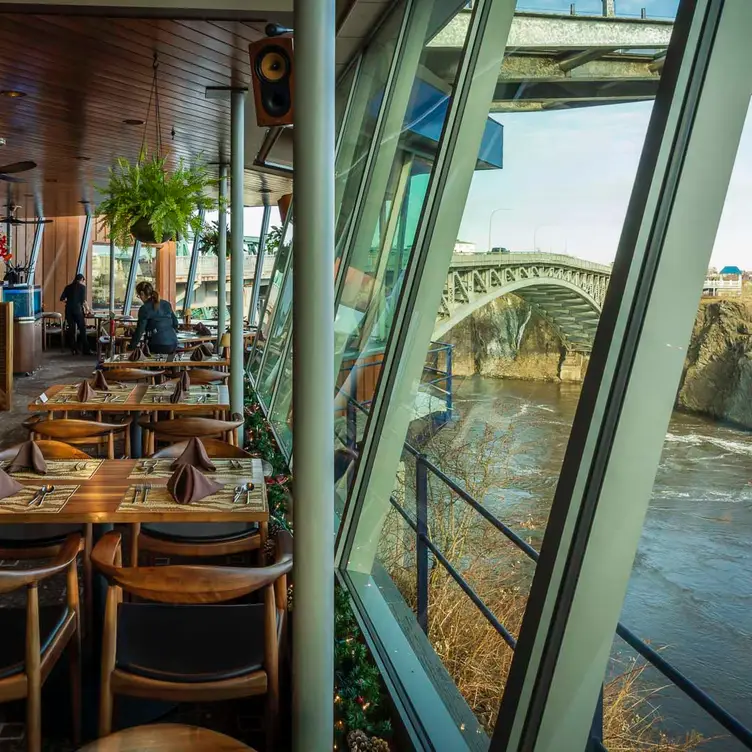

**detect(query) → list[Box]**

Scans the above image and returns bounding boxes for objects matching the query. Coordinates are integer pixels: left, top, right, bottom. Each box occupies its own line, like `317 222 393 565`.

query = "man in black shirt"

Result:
60 273 91 355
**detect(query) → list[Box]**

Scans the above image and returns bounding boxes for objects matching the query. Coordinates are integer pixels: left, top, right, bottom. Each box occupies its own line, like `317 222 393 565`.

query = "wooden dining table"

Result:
30 383 230 415
100 352 231 370
0 458 268 533
29 383 232 458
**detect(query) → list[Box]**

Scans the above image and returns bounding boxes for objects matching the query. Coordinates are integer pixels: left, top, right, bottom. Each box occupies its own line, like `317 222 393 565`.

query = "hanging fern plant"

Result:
96 52 221 247
98 153 219 247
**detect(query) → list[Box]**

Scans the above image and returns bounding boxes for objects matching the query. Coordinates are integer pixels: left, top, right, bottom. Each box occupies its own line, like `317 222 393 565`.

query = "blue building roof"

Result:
720 265 743 275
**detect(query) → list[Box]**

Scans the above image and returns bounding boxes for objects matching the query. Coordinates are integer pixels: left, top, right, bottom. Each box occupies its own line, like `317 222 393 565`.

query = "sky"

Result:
458 97 752 270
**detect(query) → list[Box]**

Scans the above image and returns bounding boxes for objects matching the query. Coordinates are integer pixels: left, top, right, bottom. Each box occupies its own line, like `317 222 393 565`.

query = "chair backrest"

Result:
150 438 251 459
185 368 229 385
31 419 123 442
138 416 243 442
0 534 81 595
92 530 293 604
104 368 165 383
0 440 92 461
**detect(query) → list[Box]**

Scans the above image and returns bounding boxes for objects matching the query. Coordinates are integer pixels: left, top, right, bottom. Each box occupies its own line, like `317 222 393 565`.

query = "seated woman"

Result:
130 281 179 354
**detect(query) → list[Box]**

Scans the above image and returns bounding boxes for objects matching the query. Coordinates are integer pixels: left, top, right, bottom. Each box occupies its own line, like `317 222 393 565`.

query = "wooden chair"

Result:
92 531 292 749
103 368 165 385
0 534 82 752
137 416 243 455
0 444 94 638
130 440 257 564
76 723 255 751
41 312 65 353
29 418 132 459
184 368 230 385
150 438 250 460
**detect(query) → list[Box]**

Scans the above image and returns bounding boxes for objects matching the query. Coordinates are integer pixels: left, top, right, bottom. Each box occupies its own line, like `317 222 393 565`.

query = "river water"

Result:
449 376 752 749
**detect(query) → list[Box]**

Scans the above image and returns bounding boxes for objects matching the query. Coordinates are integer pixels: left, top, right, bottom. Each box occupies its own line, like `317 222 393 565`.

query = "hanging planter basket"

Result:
97 53 220 248
131 218 177 245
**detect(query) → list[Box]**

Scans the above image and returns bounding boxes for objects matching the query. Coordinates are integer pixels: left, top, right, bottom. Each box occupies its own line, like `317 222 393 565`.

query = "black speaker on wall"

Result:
248 36 295 127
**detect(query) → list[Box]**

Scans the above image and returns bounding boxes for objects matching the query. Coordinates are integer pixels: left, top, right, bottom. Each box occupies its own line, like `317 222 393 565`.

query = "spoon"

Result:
232 484 245 504
34 484 55 506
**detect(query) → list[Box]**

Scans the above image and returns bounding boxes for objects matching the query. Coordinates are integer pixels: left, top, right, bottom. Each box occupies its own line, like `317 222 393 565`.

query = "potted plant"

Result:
97 152 219 247
199 220 229 256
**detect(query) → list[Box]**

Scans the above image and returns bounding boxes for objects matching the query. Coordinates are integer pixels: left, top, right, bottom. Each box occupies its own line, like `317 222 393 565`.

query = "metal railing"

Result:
343 388 752 751
175 253 277 281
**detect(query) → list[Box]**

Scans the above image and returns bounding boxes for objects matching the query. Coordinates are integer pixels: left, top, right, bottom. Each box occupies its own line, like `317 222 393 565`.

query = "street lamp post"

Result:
487 207 511 252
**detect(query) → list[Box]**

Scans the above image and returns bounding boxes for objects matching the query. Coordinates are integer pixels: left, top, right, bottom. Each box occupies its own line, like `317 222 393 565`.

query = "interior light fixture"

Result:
0 90 26 98
123 118 145 126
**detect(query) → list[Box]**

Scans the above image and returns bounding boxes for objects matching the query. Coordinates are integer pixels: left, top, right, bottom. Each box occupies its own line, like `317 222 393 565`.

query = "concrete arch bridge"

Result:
434 253 612 353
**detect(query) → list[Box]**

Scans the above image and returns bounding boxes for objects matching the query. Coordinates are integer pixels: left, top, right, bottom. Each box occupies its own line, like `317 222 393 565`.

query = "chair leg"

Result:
124 426 131 459
130 523 140 566
68 625 82 746
107 432 115 460
99 587 118 738
26 586 42 752
83 524 93 641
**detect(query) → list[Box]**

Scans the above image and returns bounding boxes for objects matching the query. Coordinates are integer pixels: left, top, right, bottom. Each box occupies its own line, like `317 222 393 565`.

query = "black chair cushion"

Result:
116 603 266 683
0 605 69 679
140 523 258 545
0 524 83 548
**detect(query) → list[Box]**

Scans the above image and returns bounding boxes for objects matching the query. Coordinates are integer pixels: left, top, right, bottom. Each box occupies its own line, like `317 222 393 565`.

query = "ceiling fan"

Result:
0 204 51 225
0 161 37 183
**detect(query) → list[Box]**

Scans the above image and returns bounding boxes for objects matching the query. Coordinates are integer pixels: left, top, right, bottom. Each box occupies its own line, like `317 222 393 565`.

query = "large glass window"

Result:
90 242 136 310
609 97 752 752
337 0 683 745
248 210 294 387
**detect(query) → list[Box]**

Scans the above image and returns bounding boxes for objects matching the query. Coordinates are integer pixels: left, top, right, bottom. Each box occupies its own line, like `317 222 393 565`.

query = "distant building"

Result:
454 240 476 254
719 265 743 277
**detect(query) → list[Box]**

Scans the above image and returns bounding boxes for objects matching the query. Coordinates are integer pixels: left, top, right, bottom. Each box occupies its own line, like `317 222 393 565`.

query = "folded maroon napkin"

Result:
92 370 110 391
166 464 223 505
128 347 143 362
6 441 47 475
178 371 191 391
76 380 96 403
141 341 151 357
0 468 24 499
171 437 216 472
194 323 212 337
169 382 185 404
190 347 206 362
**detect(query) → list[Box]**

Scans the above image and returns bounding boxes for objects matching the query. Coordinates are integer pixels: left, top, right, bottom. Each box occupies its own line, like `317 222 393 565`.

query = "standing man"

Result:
60 273 91 355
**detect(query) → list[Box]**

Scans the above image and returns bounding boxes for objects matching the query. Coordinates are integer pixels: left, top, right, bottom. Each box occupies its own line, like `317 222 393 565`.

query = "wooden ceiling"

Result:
0 14 292 215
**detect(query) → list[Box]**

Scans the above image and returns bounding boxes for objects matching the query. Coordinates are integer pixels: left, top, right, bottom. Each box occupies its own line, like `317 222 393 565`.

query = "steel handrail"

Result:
345 391 752 749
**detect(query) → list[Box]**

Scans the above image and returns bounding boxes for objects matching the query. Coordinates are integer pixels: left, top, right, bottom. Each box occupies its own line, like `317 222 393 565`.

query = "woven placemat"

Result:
143 385 221 405
45 385 135 405
2 459 103 480
117 483 266 514
0 485 79 514
129 458 261 481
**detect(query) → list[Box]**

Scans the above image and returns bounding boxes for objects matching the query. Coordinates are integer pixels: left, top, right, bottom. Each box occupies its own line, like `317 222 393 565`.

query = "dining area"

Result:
0 344 289 752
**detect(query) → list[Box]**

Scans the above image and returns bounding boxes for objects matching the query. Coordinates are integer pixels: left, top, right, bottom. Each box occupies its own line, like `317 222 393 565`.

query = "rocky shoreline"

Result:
443 296 752 428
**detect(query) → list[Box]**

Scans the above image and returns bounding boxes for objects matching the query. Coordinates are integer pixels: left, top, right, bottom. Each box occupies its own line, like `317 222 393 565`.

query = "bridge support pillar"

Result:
560 351 588 382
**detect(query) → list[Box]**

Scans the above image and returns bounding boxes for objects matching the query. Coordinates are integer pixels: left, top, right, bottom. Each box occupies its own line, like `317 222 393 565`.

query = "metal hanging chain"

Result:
140 52 164 160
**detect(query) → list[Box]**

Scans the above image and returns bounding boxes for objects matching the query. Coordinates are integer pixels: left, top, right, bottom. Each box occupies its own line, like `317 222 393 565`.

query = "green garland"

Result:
335 584 392 747
244 383 392 748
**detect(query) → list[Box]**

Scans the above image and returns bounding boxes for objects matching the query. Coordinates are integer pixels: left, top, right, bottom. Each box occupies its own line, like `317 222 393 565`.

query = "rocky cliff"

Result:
442 295 752 426
442 296 565 381
677 299 752 426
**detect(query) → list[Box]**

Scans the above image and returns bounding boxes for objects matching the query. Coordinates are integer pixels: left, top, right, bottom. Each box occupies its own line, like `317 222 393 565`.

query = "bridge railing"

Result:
343 386 752 750
447 251 613 275
175 253 277 281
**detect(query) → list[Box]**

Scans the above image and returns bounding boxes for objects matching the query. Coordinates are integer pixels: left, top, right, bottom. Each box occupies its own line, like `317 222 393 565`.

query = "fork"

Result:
142 483 151 505
132 484 142 505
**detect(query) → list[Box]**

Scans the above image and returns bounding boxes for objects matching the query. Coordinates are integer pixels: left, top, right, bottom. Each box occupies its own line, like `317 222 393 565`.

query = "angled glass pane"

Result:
344 0 680 744
608 96 752 752
257 265 293 407
248 210 294 385
336 59 358 137
335 3 407 260
270 340 293 457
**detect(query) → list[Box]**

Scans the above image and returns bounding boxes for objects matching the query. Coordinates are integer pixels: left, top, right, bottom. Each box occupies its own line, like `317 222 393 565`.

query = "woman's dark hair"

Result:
135 281 159 305
74 273 85 282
